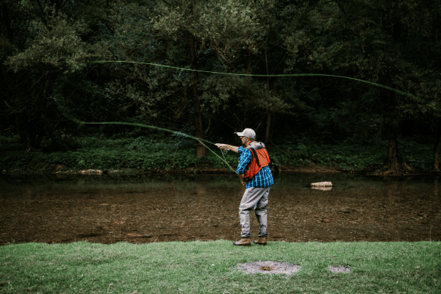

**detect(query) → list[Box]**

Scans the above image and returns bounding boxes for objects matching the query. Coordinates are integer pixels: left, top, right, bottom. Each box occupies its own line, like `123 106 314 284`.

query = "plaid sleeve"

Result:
236 146 252 174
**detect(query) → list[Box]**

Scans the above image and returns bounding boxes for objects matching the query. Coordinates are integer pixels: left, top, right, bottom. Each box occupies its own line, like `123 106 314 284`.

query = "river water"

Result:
0 173 439 245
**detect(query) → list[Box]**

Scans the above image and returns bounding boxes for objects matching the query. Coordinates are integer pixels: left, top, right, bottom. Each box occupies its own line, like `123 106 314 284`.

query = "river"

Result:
0 173 439 245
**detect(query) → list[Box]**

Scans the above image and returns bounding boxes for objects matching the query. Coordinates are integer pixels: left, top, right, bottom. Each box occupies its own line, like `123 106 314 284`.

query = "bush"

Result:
0 135 433 173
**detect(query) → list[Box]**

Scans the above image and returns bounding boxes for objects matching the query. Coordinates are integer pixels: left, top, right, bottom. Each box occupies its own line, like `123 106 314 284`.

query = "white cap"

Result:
234 128 256 140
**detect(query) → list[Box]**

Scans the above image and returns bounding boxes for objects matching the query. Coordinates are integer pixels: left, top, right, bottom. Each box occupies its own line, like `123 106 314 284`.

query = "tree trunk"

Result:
14 73 48 152
384 124 414 175
2 3 15 43
264 53 271 143
240 52 252 132
188 33 205 157
246 54 252 93
265 110 271 143
433 130 441 172
16 114 42 152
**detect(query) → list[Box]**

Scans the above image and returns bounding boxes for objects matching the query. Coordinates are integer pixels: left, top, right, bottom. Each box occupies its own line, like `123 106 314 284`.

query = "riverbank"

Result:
0 135 435 176
1 164 436 177
0 164 338 175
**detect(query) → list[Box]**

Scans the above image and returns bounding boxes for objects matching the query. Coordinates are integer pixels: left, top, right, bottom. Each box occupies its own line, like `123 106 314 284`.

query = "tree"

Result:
199 0 302 143
2 1 107 151
149 0 266 156
293 0 440 174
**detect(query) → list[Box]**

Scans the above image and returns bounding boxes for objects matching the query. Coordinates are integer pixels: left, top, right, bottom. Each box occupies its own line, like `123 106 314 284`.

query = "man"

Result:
215 128 274 246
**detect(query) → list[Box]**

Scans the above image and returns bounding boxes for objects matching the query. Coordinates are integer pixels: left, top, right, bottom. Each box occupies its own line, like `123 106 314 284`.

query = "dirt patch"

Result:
0 181 439 246
233 261 301 278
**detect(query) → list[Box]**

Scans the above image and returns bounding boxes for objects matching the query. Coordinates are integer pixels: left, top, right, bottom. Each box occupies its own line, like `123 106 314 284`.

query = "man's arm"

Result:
215 143 239 153
216 143 248 185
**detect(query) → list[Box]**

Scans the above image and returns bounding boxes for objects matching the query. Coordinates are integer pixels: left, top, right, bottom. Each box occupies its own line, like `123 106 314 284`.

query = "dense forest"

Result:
0 0 440 175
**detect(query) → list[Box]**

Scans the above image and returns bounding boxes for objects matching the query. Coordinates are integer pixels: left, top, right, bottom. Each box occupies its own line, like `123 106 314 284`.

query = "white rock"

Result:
311 181 332 187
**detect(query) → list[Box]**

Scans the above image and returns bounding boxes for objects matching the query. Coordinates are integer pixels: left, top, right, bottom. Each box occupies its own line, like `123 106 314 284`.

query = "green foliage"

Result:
126 136 193 153
0 135 200 172
400 140 433 170
270 136 431 172
0 0 439 168
0 135 21 153
0 134 432 173
151 0 266 59
5 6 96 72
200 152 237 169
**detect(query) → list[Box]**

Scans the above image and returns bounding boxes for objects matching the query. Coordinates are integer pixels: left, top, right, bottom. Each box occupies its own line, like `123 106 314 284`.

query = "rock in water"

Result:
311 181 332 187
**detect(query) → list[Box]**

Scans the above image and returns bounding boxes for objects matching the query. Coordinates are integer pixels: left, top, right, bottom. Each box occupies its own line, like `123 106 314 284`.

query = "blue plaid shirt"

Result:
236 146 274 188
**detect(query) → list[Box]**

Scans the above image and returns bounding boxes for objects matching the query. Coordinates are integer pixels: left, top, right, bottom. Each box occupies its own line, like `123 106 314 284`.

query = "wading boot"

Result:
253 236 267 245
233 237 251 246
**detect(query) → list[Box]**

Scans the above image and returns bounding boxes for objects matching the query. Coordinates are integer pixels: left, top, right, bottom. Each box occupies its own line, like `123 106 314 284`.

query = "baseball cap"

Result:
234 128 256 140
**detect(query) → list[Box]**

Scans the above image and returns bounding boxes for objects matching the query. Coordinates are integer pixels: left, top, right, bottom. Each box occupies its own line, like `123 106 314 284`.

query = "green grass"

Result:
1 240 439 293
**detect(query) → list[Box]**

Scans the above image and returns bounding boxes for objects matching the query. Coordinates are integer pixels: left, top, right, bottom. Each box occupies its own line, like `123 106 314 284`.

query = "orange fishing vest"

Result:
243 143 271 182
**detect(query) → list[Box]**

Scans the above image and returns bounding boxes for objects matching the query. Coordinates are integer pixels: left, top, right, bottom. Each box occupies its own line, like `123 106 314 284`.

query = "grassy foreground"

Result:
0 240 439 293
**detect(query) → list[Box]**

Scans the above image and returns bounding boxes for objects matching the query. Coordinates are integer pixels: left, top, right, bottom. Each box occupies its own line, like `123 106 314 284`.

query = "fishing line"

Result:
58 59 431 174
59 106 237 174
84 60 429 105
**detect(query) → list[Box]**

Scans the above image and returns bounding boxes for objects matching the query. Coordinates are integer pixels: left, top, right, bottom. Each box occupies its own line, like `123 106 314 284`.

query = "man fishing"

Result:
215 128 274 246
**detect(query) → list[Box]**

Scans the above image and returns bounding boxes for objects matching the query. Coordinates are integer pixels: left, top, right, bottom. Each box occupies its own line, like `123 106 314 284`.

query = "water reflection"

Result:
311 186 332 191
0 173 438 192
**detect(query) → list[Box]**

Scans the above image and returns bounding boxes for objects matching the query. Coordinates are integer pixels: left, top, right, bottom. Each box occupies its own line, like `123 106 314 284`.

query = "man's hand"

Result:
215 143 239 153
238 174 245 186
215 143 226 150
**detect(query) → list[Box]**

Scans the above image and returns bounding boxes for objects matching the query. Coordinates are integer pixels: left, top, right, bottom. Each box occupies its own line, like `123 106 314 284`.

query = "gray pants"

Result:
239 187 270 238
